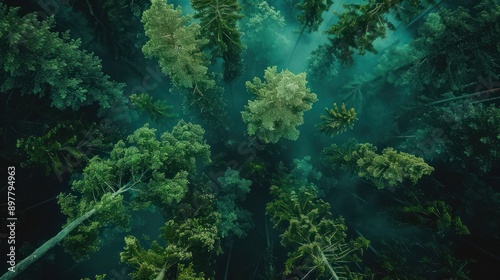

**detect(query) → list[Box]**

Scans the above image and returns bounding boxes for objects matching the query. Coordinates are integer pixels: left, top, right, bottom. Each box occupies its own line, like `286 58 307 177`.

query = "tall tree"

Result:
267 184 369 279
241 66 318 144
0 3 127 113
142 0 214 90
0 121 210 280
191 0 244 82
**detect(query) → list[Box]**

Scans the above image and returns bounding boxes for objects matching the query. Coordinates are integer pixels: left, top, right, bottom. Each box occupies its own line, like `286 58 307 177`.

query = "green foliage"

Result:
240 0 290 68
318 103 358 136
69 0 149 58
241 66 318 143
307 42 339 82
141 0 214 89
129 93 175 124
16 121 109 177
297 0 333 32
323 0 435 65
266 185 368 279
276 156 328 195
183 84 229 140
120 236 170 279
215 169 253 240
402 199 470 236
121 202 221 279
378 236 471 279
81 274 106 280
339 73 385 112
58 120 210 260
191 0 244 82
177 263 206 280
401 102 500 174
376 1 500 93
0 4 127 112
62 221 101 261
323 140 434 189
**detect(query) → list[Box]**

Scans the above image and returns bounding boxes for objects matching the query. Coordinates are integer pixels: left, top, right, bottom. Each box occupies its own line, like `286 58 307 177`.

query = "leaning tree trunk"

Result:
0 208 97 280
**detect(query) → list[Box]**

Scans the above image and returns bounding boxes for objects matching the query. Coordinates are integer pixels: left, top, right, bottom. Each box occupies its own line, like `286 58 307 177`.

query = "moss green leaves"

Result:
120 207 221 279
323 140 434 189
141 0 214 89
266 185 368 279
191 0 244 82
402 199 470 236
57 120 210 260
241 66 318 144
318 103 358 136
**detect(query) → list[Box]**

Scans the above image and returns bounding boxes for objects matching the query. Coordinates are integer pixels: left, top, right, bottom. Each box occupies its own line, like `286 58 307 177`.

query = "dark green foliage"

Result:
121 192 221 279
0 4 127 112
183 85 229 140
297 0 333 32
322 140 434 189
68 0 150 57
191 0 244 82
377 236 470 279
463 177 500 238
266 185 369 279
318 103 358 136
377 1 500 93
402 199 470 236
129 93 175 124
16 121 110 177
240 0 290 69
325 0 435 65
215 169 253 241
401 102 500 174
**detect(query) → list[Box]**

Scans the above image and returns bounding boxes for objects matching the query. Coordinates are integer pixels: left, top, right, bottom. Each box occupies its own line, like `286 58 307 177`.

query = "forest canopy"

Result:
0 0 499 280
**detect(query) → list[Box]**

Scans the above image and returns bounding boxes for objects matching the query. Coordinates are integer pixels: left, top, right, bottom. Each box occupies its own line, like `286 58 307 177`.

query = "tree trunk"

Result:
0 208 97 280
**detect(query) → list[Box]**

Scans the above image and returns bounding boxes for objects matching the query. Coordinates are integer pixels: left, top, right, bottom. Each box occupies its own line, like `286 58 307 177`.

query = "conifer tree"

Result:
241 66 318 144
142 0 214 90
191 0 244 82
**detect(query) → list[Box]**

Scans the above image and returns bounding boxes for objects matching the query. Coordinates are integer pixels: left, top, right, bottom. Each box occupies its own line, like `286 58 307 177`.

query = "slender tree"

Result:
0 121 210 280
191 0 244 82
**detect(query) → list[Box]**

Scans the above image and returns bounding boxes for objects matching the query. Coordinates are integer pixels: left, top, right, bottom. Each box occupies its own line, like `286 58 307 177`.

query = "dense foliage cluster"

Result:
191 0 244 82
318 103 358 136
322 140 434 189
141 0 214 90
267 185 369 279
376 1 500 94
241 66 318 143
0 4 126 112
401 101 500 174
2 0 499 279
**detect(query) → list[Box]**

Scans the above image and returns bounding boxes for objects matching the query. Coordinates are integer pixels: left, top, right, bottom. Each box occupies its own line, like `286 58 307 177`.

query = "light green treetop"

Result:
58 120 211 259
322 140 434 189
241 66 318 144
141 0 214 90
